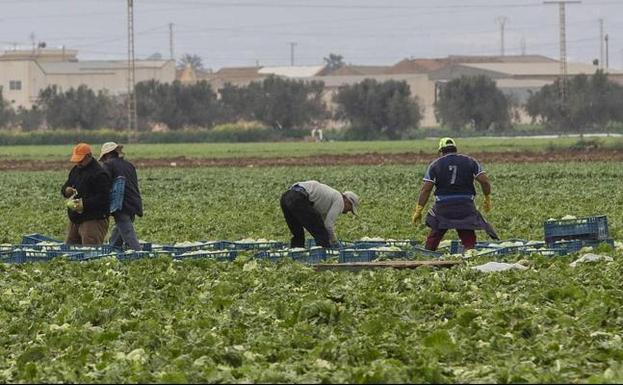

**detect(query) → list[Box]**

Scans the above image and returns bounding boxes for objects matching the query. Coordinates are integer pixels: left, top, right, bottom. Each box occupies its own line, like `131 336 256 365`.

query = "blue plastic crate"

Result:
3 249 85 264
305 239 354 249
60 244 116 258
291 248 327 264
520 248 568 257
21 234 62 245
552 238 614 253
354 239 420 249
116 251 154 261
338 248 410 263
231 241 287 251
110 176 126 213
255 250 288 262
162 243 212 255
544 215 609 244
254 248 327 264
410 246 444 258
173 250 237 262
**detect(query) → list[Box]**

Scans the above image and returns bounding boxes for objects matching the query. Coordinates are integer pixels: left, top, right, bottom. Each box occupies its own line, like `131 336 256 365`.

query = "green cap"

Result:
438 137 456 151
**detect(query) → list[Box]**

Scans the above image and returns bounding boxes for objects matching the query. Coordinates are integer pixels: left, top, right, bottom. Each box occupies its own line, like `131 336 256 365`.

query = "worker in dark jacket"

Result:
412 138 498 251
61 143 111 245
99 142 143 251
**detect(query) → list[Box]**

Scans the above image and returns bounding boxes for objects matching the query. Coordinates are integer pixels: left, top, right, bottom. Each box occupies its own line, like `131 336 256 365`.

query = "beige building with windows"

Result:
0 48 175 109
192 55 623 128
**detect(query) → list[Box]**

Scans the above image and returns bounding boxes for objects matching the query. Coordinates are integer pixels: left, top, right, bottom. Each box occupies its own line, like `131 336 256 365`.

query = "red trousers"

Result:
426 229 476 251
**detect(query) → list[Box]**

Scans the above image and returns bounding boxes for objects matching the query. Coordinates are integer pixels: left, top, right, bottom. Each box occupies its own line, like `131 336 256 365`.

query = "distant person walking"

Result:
412 138 498 251
99 142 143 251
62 143 111 245
280 181 359 248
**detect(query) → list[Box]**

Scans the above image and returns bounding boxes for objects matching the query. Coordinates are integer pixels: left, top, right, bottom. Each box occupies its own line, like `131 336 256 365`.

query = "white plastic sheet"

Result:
569 253 614 268
472 262 528 273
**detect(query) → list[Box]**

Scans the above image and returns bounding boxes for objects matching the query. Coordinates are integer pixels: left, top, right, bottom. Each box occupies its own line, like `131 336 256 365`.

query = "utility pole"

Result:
169 22 174 61
127 0 137 140
289 42 297 66
29 32 36 52
604 33 609 71
599 18 604 69
520 36 527 56
544 0 581 106
496 17 508 56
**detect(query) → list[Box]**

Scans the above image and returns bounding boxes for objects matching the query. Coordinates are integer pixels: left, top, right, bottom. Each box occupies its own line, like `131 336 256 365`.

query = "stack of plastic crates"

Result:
544 215 609 245
255 248 327 264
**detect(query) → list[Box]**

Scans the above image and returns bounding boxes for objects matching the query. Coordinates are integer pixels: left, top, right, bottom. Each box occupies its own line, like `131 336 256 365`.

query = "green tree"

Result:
220 75 327 131
333 79 422 139
526 70 623 131
0 87 15 128
37 85 112 130
435 75 511 131
323 53 345 72
15 106 45 131
136 80 220 130
177 53 204 71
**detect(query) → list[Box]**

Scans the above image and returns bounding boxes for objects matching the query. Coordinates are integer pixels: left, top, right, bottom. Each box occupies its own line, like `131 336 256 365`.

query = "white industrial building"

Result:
0 48 175 109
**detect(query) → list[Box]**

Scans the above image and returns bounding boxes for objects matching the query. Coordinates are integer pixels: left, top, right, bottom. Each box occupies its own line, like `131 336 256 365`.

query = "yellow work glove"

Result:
411 204 425 225
483 195 492 213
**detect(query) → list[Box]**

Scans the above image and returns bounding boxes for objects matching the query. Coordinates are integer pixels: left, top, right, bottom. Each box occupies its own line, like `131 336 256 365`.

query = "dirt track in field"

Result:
1 149 621 171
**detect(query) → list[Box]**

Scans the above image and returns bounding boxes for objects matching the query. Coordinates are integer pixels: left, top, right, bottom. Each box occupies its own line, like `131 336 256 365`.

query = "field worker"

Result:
99 142 143 251
61 143 111 245
280 181 359 248
412 138 498 251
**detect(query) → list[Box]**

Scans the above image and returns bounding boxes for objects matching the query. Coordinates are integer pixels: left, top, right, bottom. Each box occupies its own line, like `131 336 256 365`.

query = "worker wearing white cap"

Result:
280 180 359 248
99 142 143 251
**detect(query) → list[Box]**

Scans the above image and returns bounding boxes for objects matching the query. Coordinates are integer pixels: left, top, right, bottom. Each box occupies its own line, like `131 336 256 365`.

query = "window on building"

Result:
9 80 22 91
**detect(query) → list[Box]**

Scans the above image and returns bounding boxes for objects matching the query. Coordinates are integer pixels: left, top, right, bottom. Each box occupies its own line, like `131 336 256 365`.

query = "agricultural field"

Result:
1 136 622 162
0 141 622 383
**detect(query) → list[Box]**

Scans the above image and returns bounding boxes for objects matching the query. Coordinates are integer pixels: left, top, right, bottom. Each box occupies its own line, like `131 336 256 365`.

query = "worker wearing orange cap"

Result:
61 143 112 245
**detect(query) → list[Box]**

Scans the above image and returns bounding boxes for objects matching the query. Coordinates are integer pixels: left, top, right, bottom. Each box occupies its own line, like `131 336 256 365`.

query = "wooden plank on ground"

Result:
315 260 462 272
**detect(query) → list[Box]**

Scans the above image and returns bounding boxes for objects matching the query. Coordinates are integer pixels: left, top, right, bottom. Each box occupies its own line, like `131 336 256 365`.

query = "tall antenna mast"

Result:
496 17 508 56
169 22 175 61
289 42 297 66
520 36 527 56
127 0 138 140
544 1 581 106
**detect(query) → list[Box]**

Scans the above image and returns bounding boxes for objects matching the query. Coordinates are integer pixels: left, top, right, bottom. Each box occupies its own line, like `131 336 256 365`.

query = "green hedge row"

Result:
0 124 310 145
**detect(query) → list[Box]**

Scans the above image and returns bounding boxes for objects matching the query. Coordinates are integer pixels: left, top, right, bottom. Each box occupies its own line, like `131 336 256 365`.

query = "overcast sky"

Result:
0 0 621 70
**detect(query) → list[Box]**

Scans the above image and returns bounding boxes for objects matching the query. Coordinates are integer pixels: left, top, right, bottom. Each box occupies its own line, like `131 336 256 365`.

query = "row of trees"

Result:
435 70 623 132
0 76 422 138
1 70 622 138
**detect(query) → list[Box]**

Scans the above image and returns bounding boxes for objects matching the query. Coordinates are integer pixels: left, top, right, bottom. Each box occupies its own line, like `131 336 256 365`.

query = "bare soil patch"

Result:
1 149 621 171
